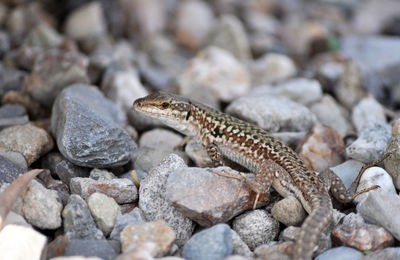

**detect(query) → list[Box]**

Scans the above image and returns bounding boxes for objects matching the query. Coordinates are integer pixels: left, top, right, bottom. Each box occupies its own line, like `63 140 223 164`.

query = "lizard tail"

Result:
293 193 333 260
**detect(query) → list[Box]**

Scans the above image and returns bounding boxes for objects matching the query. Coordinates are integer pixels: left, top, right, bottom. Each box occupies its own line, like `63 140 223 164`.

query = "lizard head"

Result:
133 92 195 135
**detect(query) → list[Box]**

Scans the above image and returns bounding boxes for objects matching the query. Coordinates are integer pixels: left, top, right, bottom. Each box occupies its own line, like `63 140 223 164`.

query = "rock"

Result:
315 246 363 260
178 46 250 102
0 225 47 260
51 84 136 168
298 124 345 172
361 247 400 260
70 177 137 204
352 96 387 132
346 123 391 163
174 0 214 50
37 170 70 206
182 224 233 260
139 128 183 150
165 166 270 226
271 132 307 147
232 210 280 251
184 138 213 167
0 123 53 165
3 211 31 228
21 179 62 229
0 155 25 185
42 152 90 186
328 160 364 189
62 194 104 240
138 154 195 246
23 49 89 108
87 192 121 236
46 235 68 259
353 167 396 204
0 31 10 58
0 150 27 170
0 63 27 96
64 2 107 41
89 168 116 181
23 23 63 49
271 196 306 227
384 119 400 181
231 229 254 257
310 95 353 138
64 239 117 260
248 53 296 86
226 93 316 132
110 207 146 241
206 15 251 60
134 147 184 173
334 61 367 109
0 103 28 129
121 220 176 257
357 192 400 241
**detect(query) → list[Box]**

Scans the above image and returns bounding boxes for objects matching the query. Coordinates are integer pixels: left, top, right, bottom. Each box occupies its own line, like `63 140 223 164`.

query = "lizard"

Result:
133 92 387 260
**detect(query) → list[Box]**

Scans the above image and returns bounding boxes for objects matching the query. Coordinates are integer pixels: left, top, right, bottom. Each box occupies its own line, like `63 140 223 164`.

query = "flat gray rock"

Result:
64 239 116 260
51 84 136 168
0 155 25 185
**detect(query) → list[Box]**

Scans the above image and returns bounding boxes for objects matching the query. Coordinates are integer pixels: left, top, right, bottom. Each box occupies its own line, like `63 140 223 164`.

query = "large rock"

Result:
51 84 136 168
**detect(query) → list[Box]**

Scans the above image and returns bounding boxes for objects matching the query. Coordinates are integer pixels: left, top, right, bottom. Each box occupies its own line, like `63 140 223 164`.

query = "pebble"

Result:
139 128 183 151
298 123 345 172
0 31 10 58
178 46 250 102
139 154 195 246
0 149 27 170
41 152 90 186
184 138 213 167
310 95 353 138
37 170 70 206
87 192 121 236
232 210 280 251
3 211 31 228
0 63 27 95
182 223 233 260
174 0 214 50
70 177 137 204
64 239 117 260
315 246 363 260
62 194 104 240
165 166 270 226
352 96 387 132
328 160 364 189
357 192 400 241
346 123 391 163
353 167 396 204
231 229 254 257
0 224 47 260
89 168 116 181
248 53 296 86
226 93 316 132
23 49 90 108
23 23 63 49
0 103 29 129
64 1 107 41
110 207 146 241
121 220 176 257
206 15 251 60
384 119 400 182
51 84 136 168
361 247 400 260
271 196 306 226
0 155 25 185
0 122 53 165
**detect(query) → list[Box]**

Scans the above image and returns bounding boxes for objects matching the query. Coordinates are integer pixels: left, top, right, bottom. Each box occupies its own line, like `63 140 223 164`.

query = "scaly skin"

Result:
133 92 382 259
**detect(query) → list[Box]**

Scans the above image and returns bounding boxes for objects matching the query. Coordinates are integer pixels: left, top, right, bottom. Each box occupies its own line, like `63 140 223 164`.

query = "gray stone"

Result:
346 123 391 163
384 119 400 182
110 207 146 241
226 94 316 132
0 155 25 185
70 177 137 204
87 192 121 236
248 53 296 86
0 31 10 58
89 168 116 181
139 154 195 246
361 247 400 260
3 211 31 228
0 104 26 118
62 194 104 240
232 210 279 251
182 224 233 260
0 63 27 95
178 46 250 102
271 196 306 226
65 239 117 260
357 192 400 241
51 84 136 168
184 138 213 167
22 179 62 229
139 128 183 151
0 150 26 170
206 15 251 60
0 225 47 260
352 96 387 132
23 23 63 49
231 229 253 257
328 160 364 189
0 123 54 165
310 95 353 138
315 246 363 260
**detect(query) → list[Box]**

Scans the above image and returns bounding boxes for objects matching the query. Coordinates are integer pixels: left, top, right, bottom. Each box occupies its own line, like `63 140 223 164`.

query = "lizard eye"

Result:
161 102 170 109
